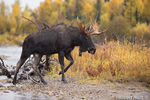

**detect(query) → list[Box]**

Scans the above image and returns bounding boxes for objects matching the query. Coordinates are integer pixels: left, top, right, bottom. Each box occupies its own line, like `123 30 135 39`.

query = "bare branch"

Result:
28 76 41 84
23 23 33 33
56 19 59 24
22 16 41 32
61 16 67 23
0 57 11 78
70 21 74 26
41 22 50 29
0 57 4 66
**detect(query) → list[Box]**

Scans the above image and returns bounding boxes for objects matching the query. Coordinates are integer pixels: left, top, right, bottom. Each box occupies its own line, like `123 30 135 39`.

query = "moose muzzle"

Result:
88 47 96 54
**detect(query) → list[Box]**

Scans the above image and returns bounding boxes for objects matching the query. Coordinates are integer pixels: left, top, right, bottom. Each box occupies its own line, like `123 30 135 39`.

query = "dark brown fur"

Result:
13 23 96 85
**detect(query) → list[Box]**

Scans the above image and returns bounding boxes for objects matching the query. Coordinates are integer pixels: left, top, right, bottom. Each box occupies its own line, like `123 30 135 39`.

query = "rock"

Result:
45 91 53 96
7 84 15 88
58 96 63 100
59 90 64 95
0 87 6 90
0 84 4 87
18 93 22 95
38 93 42 96
128 87 136 90
81 96 86 99
7 79 13 83
3 90 9 93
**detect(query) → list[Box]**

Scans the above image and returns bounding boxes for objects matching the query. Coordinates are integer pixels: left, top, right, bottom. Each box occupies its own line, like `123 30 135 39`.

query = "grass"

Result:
51 40 150 85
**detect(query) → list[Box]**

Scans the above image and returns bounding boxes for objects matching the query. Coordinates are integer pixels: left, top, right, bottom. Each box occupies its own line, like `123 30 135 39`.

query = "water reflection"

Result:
0 46 22 66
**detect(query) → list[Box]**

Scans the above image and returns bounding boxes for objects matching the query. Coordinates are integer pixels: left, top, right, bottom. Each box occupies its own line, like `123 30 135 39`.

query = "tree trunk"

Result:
96 0 101 23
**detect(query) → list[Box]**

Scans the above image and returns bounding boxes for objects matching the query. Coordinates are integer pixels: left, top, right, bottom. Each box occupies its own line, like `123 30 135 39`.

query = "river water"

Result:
0 46 57 100
0 46 22 66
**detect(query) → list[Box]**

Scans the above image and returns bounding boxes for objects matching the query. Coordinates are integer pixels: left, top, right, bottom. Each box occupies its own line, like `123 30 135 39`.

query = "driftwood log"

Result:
0 56 58 84
0 57 11 78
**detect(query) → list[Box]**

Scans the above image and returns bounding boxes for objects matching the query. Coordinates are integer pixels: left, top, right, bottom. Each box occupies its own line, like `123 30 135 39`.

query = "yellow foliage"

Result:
45 0 52 5
10 27 16 34
135 0 144 17
0 33 27 45
133 23 149 35
67 0 76 17
68 0 75 7
50 11 58 24
101 13 110 24
132 22 150 40
23 10 30 18
55 0 63 5
143 0 150 21
82 1 95 17
39 0 52 22
10 16 17 34
12 1 20 18
109 0 124 16
23 6 30 19
54 41 150 85
102 0 124 16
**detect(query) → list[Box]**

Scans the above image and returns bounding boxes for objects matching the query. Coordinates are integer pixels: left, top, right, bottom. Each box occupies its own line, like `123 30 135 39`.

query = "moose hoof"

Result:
42 81 48 85
63 80 68 84
12 81 16 85
59 71 62 75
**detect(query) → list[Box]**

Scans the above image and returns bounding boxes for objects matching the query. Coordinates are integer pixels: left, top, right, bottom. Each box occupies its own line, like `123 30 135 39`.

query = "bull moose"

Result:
12 18 108 85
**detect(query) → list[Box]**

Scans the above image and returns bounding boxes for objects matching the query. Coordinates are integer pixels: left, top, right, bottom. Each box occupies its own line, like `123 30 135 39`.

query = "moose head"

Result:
77 18 109 56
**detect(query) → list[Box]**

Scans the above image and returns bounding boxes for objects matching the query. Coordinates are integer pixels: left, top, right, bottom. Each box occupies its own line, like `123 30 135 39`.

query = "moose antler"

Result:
90 20 109 35
77 17 95 35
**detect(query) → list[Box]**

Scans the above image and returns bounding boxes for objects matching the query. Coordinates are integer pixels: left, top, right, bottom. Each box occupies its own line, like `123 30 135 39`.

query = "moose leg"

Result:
45 55 50 70
59 53 74 75
58 51 67 83
33 54 47 84
13 58 27 85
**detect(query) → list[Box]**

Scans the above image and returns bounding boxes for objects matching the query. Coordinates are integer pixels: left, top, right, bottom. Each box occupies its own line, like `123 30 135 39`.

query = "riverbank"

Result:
0 76 150 100
0 43 150 100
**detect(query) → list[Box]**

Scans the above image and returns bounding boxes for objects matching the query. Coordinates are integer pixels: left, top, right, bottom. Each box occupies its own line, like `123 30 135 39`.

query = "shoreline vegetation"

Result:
0 33 27 46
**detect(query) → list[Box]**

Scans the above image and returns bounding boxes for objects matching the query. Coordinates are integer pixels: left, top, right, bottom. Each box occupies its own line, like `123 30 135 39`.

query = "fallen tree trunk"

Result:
0 56 59 84
0 57 11 78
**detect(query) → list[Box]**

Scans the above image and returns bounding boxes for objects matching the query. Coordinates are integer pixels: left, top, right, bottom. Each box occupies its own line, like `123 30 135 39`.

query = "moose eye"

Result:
85 36 89 40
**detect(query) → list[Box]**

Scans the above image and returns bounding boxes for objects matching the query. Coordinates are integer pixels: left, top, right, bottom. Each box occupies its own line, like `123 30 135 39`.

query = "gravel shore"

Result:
0 76 150 100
